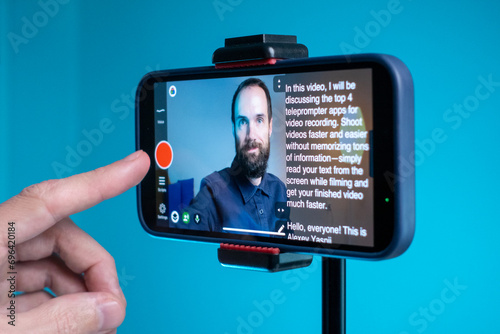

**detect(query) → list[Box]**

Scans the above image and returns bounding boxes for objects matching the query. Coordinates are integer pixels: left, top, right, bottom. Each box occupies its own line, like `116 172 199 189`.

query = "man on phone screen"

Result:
182 78 287 234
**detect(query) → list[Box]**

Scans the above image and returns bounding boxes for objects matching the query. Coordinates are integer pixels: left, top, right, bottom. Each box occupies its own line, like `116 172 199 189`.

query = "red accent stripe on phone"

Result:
215 58 281 69
220 243 280 255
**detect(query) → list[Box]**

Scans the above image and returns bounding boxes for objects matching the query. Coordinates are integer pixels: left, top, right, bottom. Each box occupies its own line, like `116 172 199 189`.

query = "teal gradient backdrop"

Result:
1 1 499 333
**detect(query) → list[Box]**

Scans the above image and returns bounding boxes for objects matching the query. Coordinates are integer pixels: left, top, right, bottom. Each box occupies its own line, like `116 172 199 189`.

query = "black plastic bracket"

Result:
212 34 345 334
218 243 313 272
212 33 308 68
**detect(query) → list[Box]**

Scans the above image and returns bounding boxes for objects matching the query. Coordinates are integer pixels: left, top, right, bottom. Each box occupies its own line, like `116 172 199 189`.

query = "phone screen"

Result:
154 68 373 247
137 55 414 259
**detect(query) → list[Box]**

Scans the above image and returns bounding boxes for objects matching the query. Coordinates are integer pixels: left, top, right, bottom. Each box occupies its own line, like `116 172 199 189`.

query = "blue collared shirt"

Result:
179 159 287 233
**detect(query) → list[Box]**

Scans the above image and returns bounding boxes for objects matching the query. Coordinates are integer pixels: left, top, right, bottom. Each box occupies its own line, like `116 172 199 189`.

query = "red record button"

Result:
155 141 173 169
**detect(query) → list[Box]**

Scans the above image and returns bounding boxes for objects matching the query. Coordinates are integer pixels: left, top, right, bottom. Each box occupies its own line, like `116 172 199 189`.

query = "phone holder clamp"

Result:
218 243 313 272
212 34 308 68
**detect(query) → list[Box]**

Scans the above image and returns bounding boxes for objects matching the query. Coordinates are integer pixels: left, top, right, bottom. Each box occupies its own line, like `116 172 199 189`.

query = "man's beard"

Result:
236 139 270 179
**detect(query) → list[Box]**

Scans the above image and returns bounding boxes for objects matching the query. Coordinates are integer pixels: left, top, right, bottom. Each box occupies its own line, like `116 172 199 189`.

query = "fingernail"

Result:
122 150 143 162
98 300 124 330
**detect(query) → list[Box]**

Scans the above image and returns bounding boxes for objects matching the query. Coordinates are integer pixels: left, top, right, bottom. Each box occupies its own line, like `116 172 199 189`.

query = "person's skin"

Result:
0 150 150 333
233 85 273 186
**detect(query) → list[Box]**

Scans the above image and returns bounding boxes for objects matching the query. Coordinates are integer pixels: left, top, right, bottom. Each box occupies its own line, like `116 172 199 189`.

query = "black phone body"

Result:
136 54 414 260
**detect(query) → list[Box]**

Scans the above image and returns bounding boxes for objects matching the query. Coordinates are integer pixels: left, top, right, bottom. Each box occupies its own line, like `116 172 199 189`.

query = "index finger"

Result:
0 150 150 245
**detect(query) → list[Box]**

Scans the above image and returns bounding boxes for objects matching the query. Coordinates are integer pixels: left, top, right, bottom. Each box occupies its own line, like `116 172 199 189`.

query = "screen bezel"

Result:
136 55 411 259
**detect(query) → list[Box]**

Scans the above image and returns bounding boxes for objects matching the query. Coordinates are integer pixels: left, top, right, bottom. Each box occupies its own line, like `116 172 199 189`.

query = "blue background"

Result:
1 1 499 333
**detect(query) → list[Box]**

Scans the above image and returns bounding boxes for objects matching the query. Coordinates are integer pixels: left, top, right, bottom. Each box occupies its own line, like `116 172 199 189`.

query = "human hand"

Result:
0 150 150 333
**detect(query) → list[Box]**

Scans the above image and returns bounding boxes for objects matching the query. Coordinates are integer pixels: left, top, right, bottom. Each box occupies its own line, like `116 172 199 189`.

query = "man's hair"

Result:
231 78 272 124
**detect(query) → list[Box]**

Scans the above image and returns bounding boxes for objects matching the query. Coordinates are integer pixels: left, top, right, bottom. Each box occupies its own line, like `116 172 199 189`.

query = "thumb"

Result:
17 292 125 334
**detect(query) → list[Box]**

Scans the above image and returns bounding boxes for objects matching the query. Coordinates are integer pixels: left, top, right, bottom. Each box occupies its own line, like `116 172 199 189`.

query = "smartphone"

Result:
136 54 414 260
